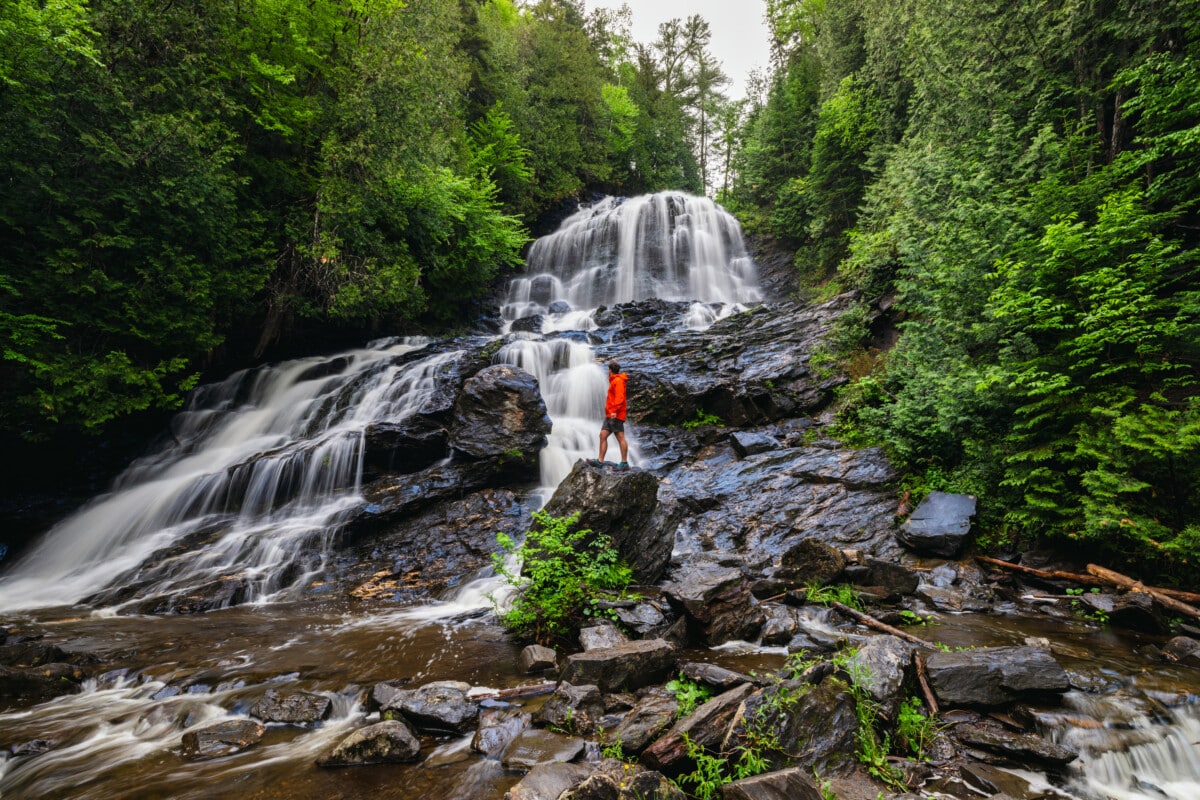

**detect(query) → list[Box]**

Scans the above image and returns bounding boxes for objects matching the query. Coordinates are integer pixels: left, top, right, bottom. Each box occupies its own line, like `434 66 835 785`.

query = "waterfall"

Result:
0 192 757 614
0 338 453 612
503 191 759 324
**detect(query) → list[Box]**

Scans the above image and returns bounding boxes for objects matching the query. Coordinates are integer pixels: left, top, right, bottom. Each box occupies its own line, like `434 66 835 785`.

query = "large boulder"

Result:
776 538 845 586
181 719 265 760
925 646 1070 707
611 689 679 753
1163 636 1200 667
250 689 332 725
846 636 914 720
505 763 593 800
731 678 859 774
560 639 677 693
362 417 449 478
662 560 765 646
0 663 87 700
381 680 479 734
316 720 421 766
501 729 587 772
541 461 677 584
535 683 605 735
449 364 551 469
954 723 1077 767
473 708 531 757
519 645 558 674
898 492 977 557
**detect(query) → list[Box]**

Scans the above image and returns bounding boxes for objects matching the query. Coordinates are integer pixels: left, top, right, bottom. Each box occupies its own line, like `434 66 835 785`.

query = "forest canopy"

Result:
0 0 728 439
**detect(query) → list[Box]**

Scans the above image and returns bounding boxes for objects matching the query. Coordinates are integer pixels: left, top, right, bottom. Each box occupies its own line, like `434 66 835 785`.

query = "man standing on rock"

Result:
592 360 629 469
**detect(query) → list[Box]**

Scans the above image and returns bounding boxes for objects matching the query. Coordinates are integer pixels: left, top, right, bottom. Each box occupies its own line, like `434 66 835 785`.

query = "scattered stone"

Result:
759 605 800 646
316 720 420 766
548 300 572 314
680 662 755 691
519 645 558 674
720 766 824 800
559 758 685 800
1163 636 1200 667
510 315 545 334
847 635 915 719
473 708 531 757
505 762 593 800
615 603 668 636
535 683 604 735
844 558 919 598
10 738 58 757
926 646 1070 707
369 680 408 712
579 622 628 651
249 689 332 725
382 680 479 734
729 431 781 459
1108 592 1167 634
662 561 765 645
898 491 977 557
642 683 754 771
955 723 1078 766
501 729 586 772
610 689 678 753
181 719 265 760
959 762 1037 797
777 538 846 586
560 639 676 693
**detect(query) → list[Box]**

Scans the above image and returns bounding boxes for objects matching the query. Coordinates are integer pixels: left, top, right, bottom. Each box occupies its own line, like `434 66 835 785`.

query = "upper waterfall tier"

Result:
504 192 759 319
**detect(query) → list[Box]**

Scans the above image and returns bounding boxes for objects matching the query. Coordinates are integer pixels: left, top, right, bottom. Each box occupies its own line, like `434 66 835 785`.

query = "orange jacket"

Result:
605 372 628 420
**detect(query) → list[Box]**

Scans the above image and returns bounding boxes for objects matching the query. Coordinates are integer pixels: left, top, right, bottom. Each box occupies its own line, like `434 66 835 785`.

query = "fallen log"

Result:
1086 564 1200 621
830 601 931 649
976 556 1200 605
913 652 939 715
472 682 556 701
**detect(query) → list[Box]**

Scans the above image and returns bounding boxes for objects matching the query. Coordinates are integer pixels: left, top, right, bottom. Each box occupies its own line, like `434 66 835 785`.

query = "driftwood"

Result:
913 652 939 715
475 682 556 701
976 556 1200 605
830 601 931 649
1087 564 1200 621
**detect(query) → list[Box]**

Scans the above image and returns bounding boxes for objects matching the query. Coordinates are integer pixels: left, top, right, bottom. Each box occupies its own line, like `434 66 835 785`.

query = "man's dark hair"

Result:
609 361 620 373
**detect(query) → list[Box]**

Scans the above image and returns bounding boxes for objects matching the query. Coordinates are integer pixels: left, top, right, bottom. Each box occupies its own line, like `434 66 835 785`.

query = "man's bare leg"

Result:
615 431 628 463
598 430 609 462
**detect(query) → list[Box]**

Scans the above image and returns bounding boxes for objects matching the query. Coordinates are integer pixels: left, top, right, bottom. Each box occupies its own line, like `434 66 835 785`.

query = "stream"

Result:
0 192 1196 799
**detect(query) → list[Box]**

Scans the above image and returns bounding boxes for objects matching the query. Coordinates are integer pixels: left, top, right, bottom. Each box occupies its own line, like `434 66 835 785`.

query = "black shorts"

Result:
601 417 625 433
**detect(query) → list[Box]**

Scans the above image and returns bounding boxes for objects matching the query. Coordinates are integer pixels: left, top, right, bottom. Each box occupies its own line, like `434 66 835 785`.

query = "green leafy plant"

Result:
491 510 632 642
683 409 722 429
805 583 863 610
676 733 729 800
895 696 937 760
897 610 931 626
666 673 713 718
837 651 907 791
814 769 836 800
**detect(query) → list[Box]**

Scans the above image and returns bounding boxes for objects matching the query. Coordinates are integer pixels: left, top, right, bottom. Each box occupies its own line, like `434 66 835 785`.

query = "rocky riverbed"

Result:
0 291 1197 800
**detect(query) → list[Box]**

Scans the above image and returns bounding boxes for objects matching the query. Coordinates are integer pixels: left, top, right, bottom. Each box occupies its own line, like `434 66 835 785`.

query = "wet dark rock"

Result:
663 445 900 562
548 300 572 314
449 365 551 469
535 683 604 735
316 720 420 766
959 762 1037 798
249 689 332 725
1108 592 1167 633
845 558 919 598
642 683 754 771
519 645 558 674
926 647 1070 707
579 622 628 651
611 689 678 752
732 678 859 774
847 635 915 720
776 538 845 586
181 719 265 760
505 762 593 800
369 680 409 712
0 663 86 700
362 418 449 478
1163 636 1200 667
382 680 479 734
898 492 976 557
681 662 755 691
560 639 676 693
339 489 531 602
662 560 765 645
760 605 801 646
0 643 70 667
10 737 58 757
510 315 545 334
955 723 1078 766
560 758 685 800
916 583 994 613
720 766 824 800
729 431 780 459
473 708 531 757
501 729 587 772
615 603 668 636
541 461 677 584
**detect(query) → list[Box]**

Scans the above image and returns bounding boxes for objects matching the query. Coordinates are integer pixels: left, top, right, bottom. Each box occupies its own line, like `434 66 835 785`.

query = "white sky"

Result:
586 0 771 99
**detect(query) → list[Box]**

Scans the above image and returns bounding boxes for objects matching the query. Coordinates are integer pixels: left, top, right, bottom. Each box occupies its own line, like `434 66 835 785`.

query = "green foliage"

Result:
676 733 730 800
683 409 723 429
805 583 862 610
666 673 713 718
837 652 907 791
491 510 632 642
895 696 937 760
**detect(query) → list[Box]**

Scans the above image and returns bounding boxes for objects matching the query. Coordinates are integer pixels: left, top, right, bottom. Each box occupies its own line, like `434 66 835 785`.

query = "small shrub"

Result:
666 673 713 718
683 409 722 429
806 582 863 610
492 510 632 642
895 696 937 760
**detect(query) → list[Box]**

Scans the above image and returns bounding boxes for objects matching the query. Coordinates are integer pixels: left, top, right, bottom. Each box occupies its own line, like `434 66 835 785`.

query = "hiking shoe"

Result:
615 461 629 470
587 458 604 466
